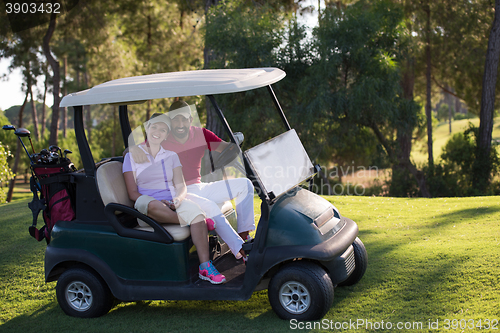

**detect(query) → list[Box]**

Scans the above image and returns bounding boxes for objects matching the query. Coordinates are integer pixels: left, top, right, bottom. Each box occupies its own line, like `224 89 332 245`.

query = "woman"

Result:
123 113 225 284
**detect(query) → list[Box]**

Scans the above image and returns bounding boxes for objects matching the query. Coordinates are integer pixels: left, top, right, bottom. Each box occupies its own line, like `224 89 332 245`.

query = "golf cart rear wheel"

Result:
56 268 113 318
268 262 334 321
338 237 368 287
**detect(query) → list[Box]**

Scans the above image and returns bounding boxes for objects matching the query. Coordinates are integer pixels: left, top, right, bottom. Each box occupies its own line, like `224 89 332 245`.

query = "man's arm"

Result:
214 141 230 153
129 145 149 163
203 128 228 152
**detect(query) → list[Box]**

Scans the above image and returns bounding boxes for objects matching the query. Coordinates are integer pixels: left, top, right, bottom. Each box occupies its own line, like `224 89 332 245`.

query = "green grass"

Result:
9 182 32 202
411 116 500 166
1 196 499 332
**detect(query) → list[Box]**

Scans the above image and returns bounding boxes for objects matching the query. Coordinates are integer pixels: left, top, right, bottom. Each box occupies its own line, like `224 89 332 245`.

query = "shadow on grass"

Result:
414 206 500 231
332 235 470 324
0 294 295 333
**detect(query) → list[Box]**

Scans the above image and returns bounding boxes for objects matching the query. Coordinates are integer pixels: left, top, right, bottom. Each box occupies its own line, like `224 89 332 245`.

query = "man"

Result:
132 100 255 242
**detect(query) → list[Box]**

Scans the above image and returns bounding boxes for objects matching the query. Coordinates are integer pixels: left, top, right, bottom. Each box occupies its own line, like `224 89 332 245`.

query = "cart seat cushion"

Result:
134 224 191 241
96 161 190 241
96 161 134 208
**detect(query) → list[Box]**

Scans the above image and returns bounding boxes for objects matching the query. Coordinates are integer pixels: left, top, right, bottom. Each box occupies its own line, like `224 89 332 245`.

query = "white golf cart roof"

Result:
60 67 286 107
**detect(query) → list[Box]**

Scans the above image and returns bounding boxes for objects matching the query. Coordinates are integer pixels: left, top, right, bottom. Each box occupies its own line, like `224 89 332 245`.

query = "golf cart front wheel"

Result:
268 262 334 321
56 268 113 318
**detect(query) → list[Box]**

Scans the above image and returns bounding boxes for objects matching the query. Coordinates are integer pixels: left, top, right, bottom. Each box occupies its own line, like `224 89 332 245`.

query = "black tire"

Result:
268 262 334 321
338 237 368 287
56 268 114 318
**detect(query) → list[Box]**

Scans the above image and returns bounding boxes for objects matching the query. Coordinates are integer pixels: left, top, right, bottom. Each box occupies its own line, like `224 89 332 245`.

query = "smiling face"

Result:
147 121 169 145
170 114 192 140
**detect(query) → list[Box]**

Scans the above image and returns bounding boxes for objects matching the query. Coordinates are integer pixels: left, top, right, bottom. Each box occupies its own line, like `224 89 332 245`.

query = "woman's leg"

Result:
176 201 225 284
145 200 180 223
189 215 210 263
149 200 210 263
143 198 224 283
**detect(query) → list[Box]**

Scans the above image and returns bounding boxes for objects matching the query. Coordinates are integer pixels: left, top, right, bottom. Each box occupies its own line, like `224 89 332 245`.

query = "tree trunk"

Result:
6 92 29 202
203 0 224 138
27 61 40 140
448 103 452 134
474 0 500 193
62 56 67 138
41 69 48 138
112 106 117 156
42 13 60 146
424 1 433 167
455 96 461 115
84 71 92 144
445 84 453 134
393 57 430 197
146 100 151 121
29 84 40 140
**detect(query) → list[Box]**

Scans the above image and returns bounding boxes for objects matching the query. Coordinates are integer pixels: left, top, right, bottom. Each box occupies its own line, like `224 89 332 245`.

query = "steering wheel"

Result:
212 143 246 174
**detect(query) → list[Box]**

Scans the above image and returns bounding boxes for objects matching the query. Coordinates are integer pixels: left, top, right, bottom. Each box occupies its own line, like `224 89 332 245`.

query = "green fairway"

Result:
0 196 499 332
411 116 500 166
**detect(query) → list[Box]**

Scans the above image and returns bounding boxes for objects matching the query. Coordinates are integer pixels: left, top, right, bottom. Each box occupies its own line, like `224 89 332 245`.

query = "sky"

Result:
0 57 36 111
0 0 322 112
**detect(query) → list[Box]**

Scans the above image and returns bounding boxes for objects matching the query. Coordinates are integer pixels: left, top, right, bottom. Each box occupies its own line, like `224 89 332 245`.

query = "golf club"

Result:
2 125 34 164
14 128 36 154
49 145 62 163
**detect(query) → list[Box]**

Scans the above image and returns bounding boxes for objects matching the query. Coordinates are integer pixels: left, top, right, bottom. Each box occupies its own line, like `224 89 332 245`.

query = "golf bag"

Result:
28 159 76 244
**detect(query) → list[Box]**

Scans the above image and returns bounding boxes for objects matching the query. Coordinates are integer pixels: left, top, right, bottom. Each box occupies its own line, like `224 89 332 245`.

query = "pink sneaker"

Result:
206 218 216 231
199 261 226 284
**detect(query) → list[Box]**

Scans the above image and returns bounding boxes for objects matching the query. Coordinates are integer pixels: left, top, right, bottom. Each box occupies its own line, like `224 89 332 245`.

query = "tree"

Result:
428 0 495 115
42 12 61 146
6 91 29 202
204 0 296 137
423 0 433 167
204 0 291 143
474 0 500 194
311 0 428 196
0 113 15 203
0 142 15 203
204 0 426 196
0 24 44 139
204 0 223 138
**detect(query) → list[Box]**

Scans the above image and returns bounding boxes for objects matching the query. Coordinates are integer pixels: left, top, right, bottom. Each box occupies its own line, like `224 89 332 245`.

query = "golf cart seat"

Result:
96 160 190 241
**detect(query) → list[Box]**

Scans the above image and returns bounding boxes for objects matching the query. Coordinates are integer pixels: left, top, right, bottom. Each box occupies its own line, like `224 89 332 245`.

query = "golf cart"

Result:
43 67 367 321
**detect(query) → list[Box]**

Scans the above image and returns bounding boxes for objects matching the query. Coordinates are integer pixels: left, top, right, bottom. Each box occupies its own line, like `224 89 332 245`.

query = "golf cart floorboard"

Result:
193 252 246 288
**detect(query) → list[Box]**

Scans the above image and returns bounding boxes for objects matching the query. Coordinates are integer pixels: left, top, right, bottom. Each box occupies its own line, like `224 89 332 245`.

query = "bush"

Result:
0 142 15 203
387 166 420 197
437 104 453 122
425 124 500 197
453 112 477 121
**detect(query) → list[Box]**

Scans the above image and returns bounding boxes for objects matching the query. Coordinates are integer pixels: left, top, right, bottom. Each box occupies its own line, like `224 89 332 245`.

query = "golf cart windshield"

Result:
244 129 314 200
